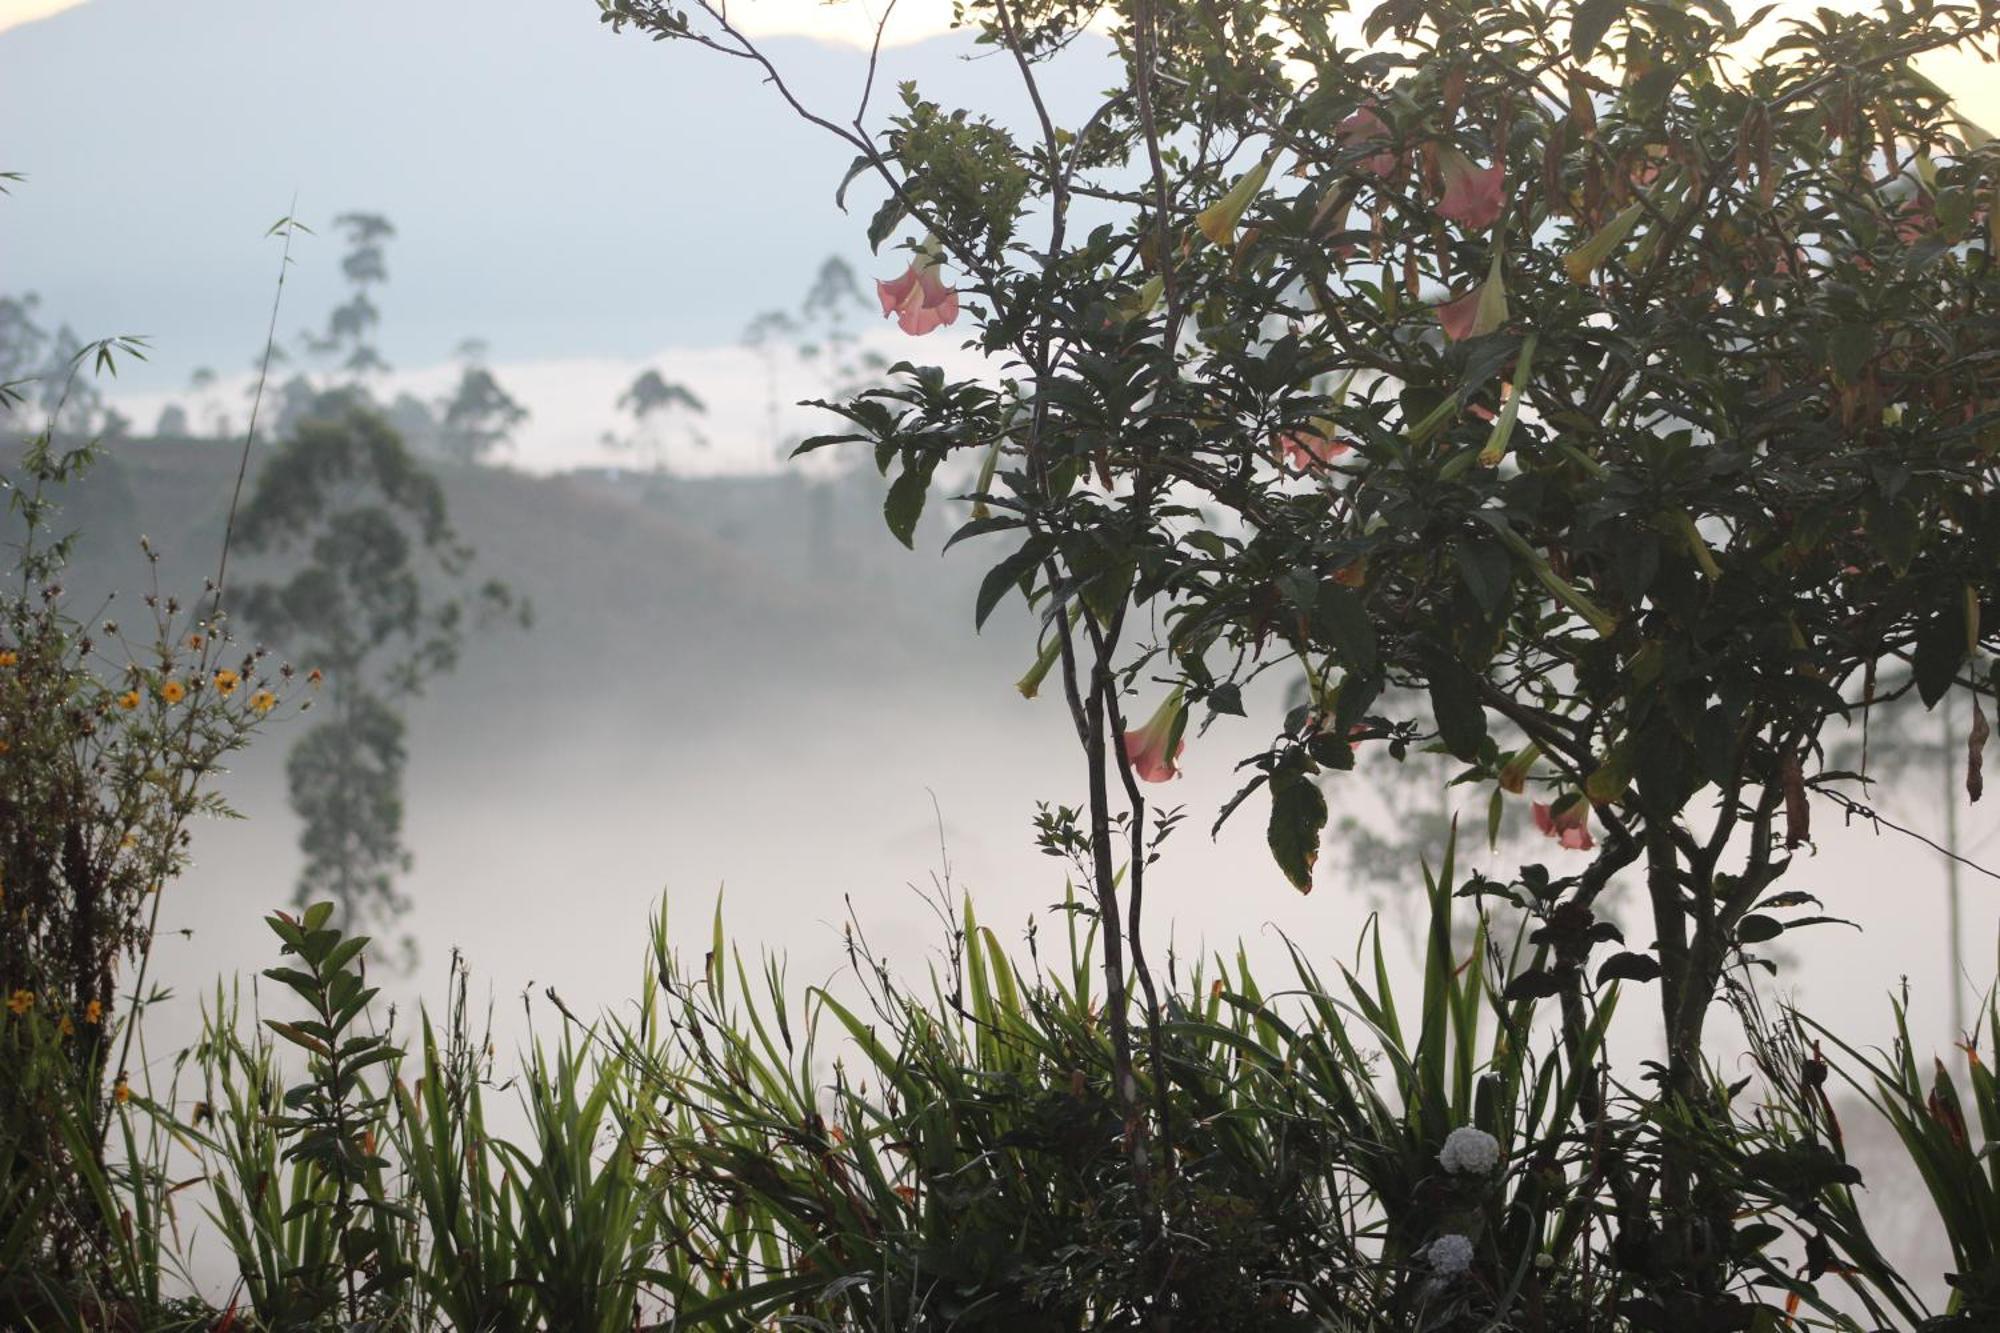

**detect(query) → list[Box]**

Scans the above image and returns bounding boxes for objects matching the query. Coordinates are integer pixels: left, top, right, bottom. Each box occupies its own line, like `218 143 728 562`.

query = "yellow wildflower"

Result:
84 999 102 1025
117 689 141 711
250 689 276 716
58 1015 74 1038
113 1076 130 1104
0 649 16 668
160 680 185 705
7 989 32 1016
214 669 240 697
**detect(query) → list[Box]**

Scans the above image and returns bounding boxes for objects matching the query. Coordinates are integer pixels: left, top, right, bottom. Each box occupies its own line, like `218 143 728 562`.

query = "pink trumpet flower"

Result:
876 254 959 336
1437 288 1484 342
1335 104 1400 178
1532 799 1594 851
1121 690 1187 783
1274 423 1353 474
1437 251 1508 342
1436 147 1506 231
1895 195 1936 246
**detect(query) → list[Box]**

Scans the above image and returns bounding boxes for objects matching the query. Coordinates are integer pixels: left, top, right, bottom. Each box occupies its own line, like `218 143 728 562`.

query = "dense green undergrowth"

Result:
5 864 1997 1331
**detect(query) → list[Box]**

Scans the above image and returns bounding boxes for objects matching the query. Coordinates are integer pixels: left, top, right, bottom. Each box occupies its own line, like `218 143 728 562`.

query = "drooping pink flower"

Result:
1312 189 1360 262
1438 288 1483 342
1437 252 1508 342
1894 194 1935 246
1273 423 1353 474
1121 690 1187 783
1628 148 1668 189
1436 147 1506 231
1532 799 1594 851
876 255 959 336
1766 241 1810 279
1335 104 1399 178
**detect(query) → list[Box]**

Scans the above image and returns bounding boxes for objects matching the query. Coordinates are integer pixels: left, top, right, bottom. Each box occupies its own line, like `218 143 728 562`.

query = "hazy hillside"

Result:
54 437 997 730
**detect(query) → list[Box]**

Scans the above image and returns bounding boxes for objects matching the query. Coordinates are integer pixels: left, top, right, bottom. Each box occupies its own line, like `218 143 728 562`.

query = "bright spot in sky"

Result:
0 0 81 29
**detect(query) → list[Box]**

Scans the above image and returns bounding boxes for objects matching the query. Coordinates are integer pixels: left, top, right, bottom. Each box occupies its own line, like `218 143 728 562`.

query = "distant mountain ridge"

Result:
45 438 1003 763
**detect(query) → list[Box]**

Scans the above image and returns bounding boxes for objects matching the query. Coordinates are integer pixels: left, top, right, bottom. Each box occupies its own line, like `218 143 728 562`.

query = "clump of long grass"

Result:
9 857 1987 1330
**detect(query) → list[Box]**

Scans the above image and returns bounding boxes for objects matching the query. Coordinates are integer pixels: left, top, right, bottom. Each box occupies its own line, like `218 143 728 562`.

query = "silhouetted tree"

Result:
608 368 704 472
0 293 49 428
303 212 395 382
235 407 524 953
436 340 528 464
741 308 797 455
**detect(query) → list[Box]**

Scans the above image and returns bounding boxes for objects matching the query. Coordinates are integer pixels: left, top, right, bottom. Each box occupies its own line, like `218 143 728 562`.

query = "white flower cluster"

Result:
1438 1125 1502 1176
1427 1233 1476 1278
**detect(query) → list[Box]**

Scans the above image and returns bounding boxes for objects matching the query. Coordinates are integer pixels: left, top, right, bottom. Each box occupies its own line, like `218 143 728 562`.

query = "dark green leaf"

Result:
1423 648 1488 762
1268 770 1327 894
834 153 874 213
1827 325 1872 384
883 466 929 549
867 196 907 253
1914 596 1965 708
1597 951 1662 985
1571 0 1627 59
1455 537 1512 616
975 543 1043 630
1503 968 1569 1001
1312 582 1377 674
1736 914 1784 944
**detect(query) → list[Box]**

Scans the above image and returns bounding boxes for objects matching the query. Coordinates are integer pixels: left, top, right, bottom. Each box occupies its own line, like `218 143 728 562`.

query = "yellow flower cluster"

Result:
214 669 240 697
160 680 185 705
7 989 32 1016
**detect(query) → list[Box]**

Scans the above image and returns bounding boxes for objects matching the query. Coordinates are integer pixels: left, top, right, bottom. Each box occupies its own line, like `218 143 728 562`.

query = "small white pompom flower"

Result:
1438 1126 1502 1175
1427 1233 1476 1278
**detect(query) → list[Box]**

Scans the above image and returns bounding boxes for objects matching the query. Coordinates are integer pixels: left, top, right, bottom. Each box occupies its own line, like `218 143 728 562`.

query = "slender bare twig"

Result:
854 0 901 127
108 211 300 1132
211 210 302 615
1819 787 2000 883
